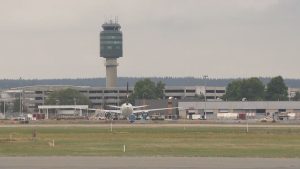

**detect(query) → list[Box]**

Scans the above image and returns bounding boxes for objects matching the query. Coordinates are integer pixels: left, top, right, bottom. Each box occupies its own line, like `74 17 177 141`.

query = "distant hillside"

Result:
1 77 300 89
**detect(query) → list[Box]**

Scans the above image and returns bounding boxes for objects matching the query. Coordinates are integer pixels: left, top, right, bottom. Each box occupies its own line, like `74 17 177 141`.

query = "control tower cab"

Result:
100 20 123 87
100 21 123 58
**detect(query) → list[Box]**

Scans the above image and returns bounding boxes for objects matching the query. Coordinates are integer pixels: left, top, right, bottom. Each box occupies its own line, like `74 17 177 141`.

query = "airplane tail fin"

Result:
126 82 129 105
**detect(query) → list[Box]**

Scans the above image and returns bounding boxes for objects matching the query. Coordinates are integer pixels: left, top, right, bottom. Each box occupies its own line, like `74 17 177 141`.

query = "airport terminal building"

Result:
1 85 225 114
1 85 300 121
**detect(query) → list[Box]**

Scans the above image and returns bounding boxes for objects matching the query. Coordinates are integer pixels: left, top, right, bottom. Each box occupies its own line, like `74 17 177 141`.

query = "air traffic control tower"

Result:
100 20 123 87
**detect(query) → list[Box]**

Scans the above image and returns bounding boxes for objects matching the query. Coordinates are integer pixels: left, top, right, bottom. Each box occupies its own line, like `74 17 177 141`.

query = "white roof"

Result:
38 105 89 109
179 101 300 110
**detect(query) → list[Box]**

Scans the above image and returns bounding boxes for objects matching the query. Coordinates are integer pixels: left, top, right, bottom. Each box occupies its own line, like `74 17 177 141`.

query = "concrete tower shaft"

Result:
100 19 123 88
105 58 118 87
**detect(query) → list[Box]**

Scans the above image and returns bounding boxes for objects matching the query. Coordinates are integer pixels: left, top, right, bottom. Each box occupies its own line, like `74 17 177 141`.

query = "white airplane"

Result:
90 83 179 122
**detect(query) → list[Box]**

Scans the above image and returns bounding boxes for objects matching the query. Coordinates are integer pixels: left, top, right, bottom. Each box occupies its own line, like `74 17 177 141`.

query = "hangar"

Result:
179 101 300 120
38 105 89 119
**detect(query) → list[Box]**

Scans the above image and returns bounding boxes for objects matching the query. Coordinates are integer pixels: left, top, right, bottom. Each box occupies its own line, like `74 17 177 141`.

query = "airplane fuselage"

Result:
120 103 134 117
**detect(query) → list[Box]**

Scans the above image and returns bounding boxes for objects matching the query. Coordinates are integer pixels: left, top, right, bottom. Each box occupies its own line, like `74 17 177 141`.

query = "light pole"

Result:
19 91 23 117
74 98 77 116
142 92 146 106
3 100 5 119
55 99 59 118
203 75 208 120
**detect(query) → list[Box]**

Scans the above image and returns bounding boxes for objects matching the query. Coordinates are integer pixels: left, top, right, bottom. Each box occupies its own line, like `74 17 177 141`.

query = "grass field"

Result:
0 125 300 157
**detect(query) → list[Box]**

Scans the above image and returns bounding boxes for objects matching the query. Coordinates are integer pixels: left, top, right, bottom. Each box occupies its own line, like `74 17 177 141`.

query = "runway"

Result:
0 157 299 169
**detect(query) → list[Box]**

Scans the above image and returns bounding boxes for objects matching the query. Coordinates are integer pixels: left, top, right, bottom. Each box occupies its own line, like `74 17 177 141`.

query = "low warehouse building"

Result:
179 101 300 120
38 105 89 119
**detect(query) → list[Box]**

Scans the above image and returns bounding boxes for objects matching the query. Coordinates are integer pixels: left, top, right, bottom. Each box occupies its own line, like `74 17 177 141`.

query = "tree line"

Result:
222 76 300 101
3 77 300 89
3 77 300 114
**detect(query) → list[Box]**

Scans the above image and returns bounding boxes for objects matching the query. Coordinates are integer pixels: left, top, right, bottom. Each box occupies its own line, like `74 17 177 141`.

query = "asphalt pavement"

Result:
0 157 300 169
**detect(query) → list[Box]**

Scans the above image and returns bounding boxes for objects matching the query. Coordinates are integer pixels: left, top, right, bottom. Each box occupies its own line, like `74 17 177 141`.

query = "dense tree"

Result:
265 76 288 101
131 79 165 100
222 78 265 101
155 81 165 99
0 102 3 113
45 88 90 105
240 78 265 101
292 91 300 101
222 80 242 101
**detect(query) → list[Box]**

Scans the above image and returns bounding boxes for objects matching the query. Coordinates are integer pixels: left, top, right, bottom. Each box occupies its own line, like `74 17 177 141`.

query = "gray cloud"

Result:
0 0 299 79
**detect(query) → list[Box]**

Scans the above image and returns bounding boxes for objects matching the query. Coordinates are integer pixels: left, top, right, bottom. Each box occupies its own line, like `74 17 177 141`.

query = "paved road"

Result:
0 157 299 169
1 123 300 129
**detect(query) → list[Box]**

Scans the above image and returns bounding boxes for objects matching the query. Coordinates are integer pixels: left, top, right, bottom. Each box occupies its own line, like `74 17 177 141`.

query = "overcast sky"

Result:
0 0 299 79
